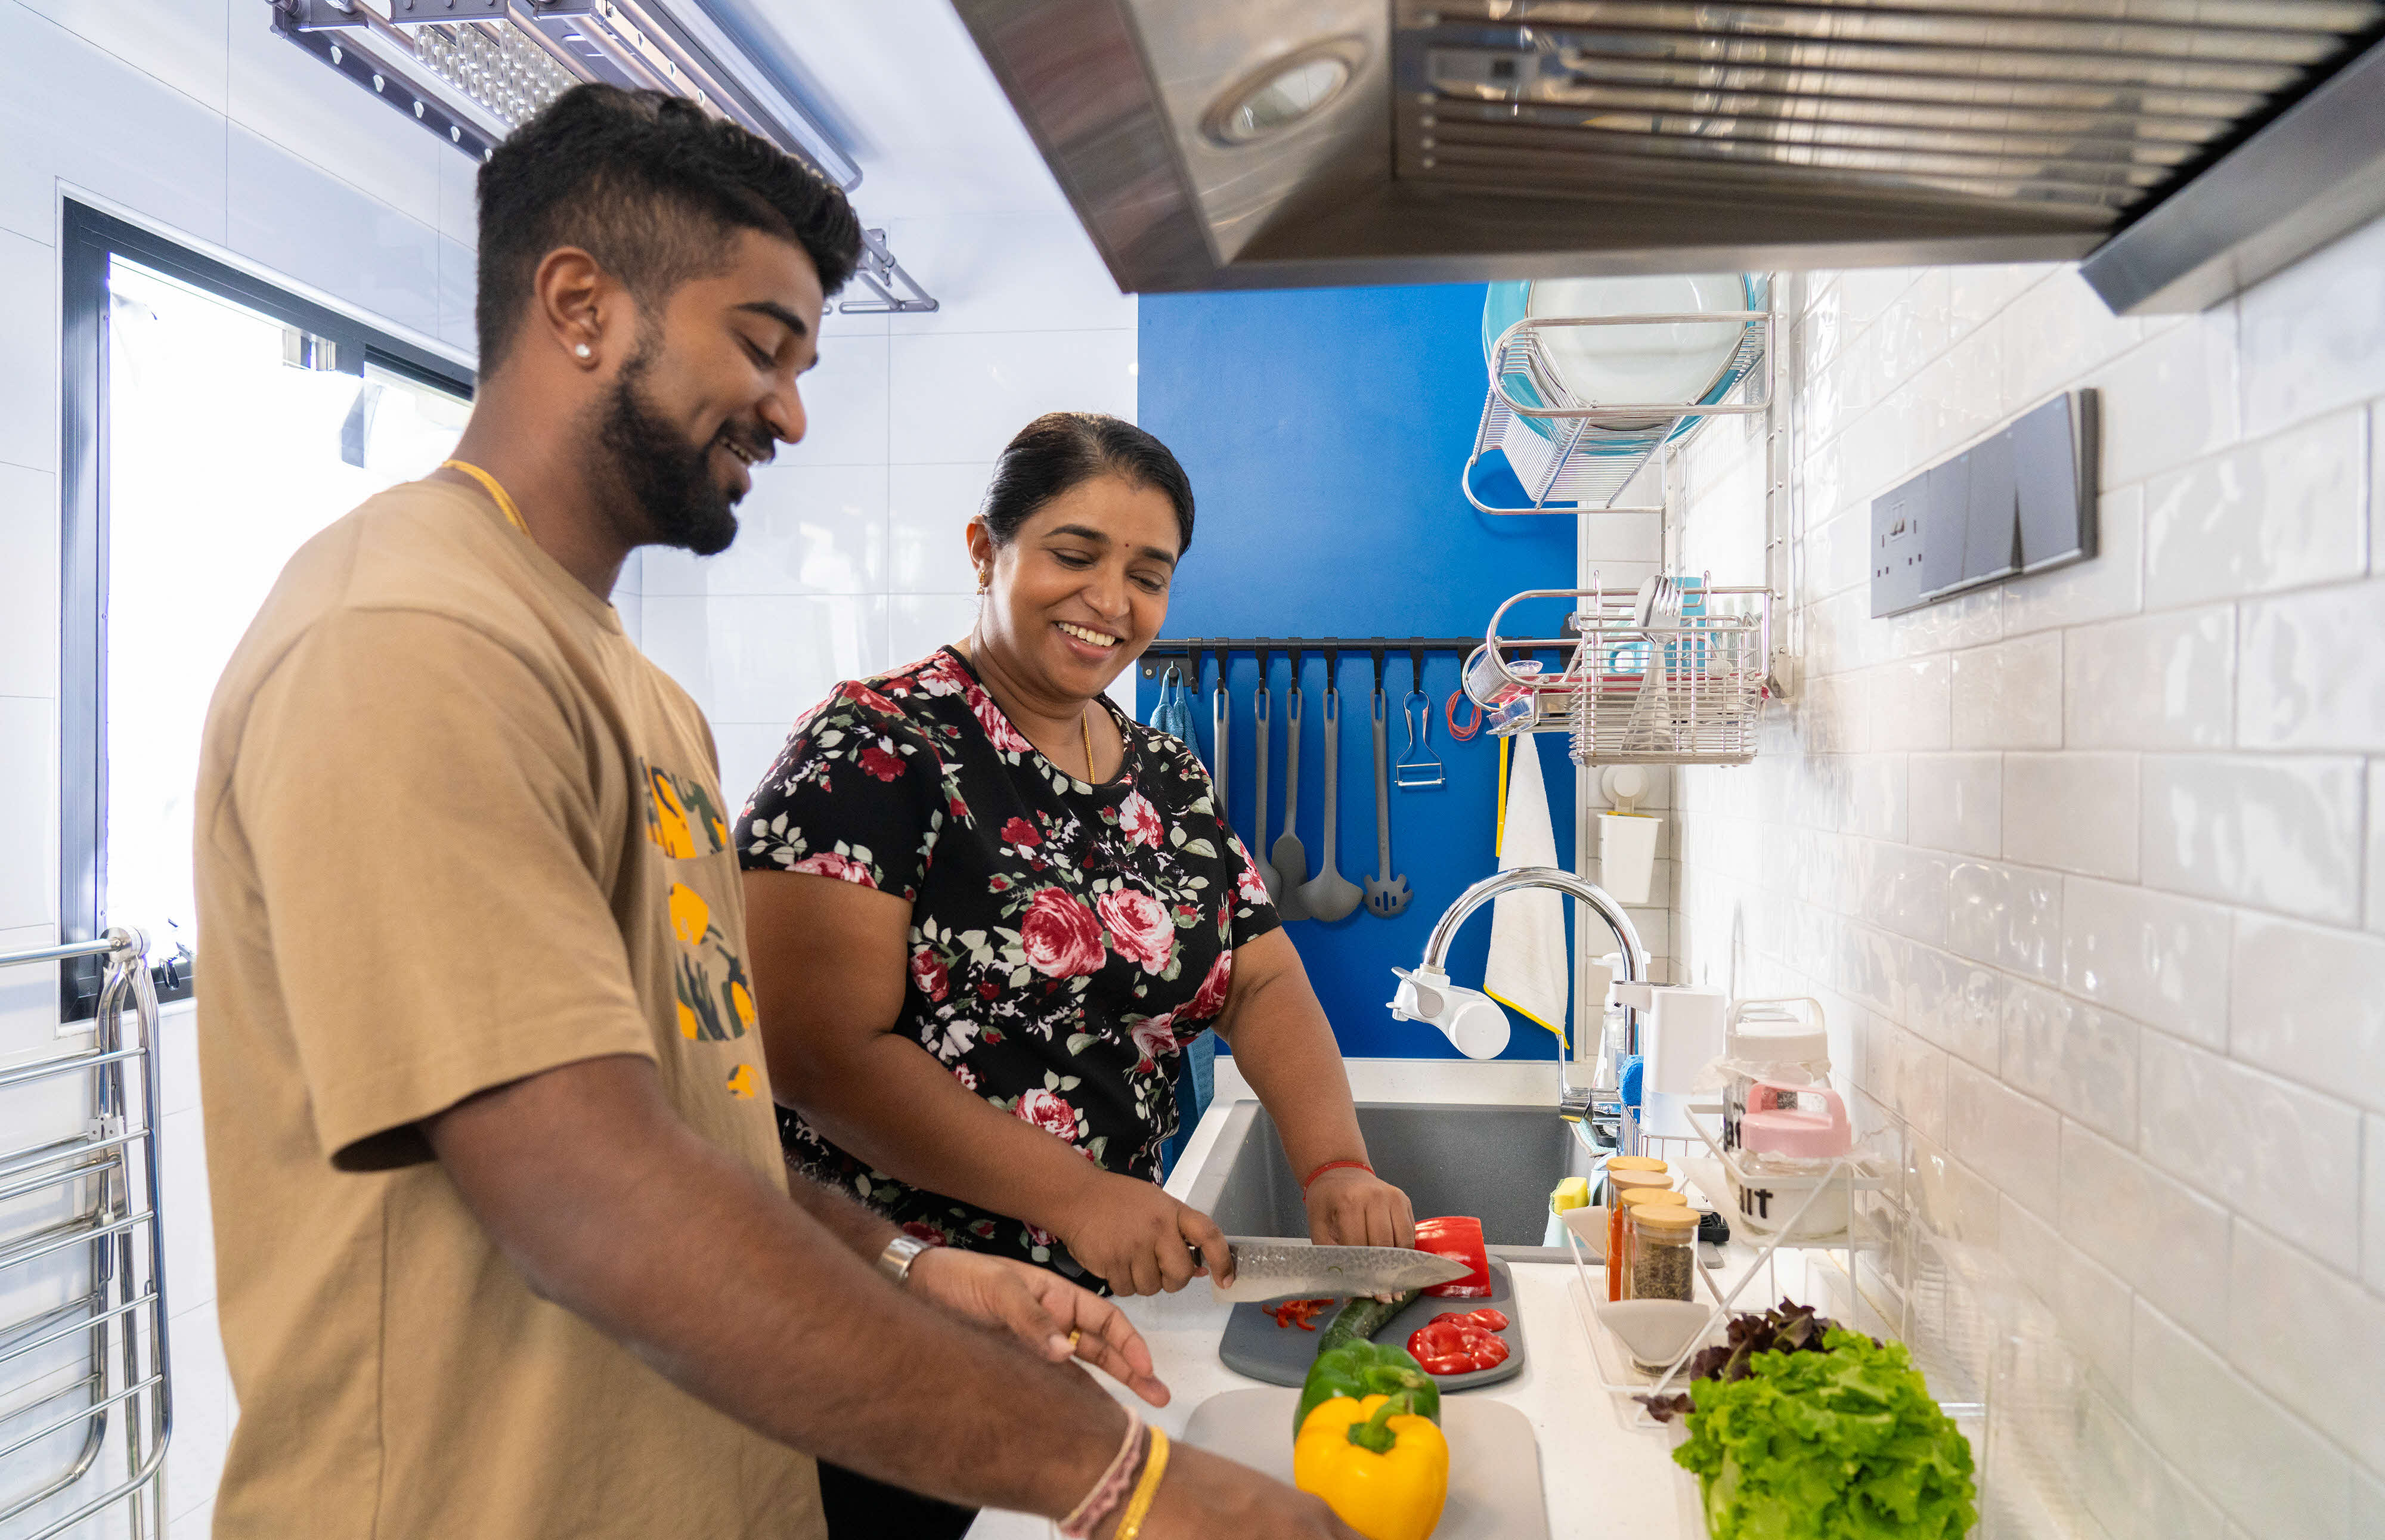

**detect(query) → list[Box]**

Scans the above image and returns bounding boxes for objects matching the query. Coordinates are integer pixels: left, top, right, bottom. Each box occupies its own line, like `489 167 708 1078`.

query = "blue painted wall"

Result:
1137 284 1578 1061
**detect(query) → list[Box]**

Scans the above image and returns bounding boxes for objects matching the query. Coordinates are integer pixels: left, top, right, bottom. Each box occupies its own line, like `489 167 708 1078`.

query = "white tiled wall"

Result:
1670 220 2385 1538
0 2 475 1532
641 210 1139 811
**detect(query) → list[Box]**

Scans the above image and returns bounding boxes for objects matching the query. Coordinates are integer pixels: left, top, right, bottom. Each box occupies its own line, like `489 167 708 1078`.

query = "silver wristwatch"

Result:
876 1233 930 1286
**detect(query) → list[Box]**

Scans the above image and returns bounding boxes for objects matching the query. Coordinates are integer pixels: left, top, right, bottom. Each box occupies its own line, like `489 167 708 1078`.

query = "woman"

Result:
738 413 1413 1532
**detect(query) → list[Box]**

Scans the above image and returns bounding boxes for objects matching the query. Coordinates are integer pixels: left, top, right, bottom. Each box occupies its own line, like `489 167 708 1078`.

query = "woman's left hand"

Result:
905 1246 1170 1407
1303 1167 1416 1250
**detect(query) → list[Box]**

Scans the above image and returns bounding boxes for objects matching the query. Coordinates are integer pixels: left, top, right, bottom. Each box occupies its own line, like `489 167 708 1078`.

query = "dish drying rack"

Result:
1474 583 1771 766
1569 1093 2104 1539
1463 309 1773 516
0 930 172 1539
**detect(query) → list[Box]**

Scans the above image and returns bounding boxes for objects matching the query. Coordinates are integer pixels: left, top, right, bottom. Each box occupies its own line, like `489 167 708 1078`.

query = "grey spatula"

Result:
1271 683 1309 918
1297 687 1362 921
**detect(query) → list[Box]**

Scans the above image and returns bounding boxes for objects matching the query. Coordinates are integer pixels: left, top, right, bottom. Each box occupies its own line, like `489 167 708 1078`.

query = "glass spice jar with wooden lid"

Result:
1612 1186 1688 1297
1603 1161 1672 1299
1626 1204 1701 1302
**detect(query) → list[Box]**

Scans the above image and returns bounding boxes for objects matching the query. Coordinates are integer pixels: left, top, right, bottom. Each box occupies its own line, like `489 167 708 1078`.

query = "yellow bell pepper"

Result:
1292 1393 1449 1540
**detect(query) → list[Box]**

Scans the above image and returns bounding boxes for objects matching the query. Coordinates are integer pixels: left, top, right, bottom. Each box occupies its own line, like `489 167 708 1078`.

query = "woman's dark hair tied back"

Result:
981 413 1195 554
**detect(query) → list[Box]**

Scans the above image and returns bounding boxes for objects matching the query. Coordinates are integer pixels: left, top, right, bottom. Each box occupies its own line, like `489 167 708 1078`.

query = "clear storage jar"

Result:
1625 1204 1701 1302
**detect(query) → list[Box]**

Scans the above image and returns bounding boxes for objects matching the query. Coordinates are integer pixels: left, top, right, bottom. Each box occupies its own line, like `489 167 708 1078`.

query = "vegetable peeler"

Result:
1393 647 1445 790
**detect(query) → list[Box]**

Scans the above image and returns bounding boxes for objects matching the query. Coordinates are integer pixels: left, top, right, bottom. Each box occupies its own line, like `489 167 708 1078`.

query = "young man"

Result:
193 86 1355 1540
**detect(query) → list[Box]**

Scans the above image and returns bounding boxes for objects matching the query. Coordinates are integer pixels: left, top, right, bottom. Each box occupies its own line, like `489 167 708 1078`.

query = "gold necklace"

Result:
441 459 531 535
1080 708 1097 784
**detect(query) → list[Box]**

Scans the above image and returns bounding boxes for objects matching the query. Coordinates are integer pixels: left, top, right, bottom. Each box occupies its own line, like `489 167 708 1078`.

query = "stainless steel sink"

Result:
1180 1101 1599 1248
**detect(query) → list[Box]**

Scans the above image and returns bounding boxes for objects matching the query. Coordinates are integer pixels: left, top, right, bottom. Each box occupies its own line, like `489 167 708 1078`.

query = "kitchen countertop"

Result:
965 1059 1693 1539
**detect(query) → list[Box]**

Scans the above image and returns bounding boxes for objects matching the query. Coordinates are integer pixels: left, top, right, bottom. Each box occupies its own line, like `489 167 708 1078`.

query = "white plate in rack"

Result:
1179 1387 1551 1540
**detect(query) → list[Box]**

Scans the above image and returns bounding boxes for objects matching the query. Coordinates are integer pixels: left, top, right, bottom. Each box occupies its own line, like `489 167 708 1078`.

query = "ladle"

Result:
1296 685 1363 921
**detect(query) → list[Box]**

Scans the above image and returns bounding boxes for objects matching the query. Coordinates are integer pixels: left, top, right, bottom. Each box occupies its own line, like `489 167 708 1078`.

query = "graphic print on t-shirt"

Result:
645 760 758 1098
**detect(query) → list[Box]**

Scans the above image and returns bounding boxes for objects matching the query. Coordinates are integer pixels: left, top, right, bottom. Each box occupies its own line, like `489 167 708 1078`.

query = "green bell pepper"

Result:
1294 1341 1443 1439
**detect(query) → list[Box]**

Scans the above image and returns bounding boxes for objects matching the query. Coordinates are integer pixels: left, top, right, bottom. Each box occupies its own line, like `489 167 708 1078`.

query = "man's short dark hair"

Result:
475 84 863 373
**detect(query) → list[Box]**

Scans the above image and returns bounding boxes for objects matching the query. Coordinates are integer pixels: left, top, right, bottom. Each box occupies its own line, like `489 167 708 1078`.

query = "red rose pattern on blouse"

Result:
738 646 1281 1276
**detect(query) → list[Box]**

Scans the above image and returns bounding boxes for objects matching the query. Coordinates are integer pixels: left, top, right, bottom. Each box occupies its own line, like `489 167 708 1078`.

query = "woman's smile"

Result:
1055 619 1123 663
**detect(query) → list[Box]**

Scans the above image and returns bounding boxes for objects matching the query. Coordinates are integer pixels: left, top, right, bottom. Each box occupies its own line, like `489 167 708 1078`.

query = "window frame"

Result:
57 202 476 1020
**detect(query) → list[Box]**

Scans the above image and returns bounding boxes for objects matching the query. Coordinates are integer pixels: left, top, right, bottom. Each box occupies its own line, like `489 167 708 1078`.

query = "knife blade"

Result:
1211 1238 1469 1303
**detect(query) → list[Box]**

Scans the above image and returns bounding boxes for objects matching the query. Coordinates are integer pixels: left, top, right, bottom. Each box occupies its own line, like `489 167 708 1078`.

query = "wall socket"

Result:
1870 389 2099 618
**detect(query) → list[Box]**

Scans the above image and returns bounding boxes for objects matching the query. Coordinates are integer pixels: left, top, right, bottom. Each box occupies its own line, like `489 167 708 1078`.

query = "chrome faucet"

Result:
1389 866 1649 1133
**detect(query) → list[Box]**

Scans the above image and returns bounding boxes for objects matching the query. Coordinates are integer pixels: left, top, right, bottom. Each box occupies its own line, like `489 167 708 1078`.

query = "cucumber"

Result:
1315 1288 1423 1353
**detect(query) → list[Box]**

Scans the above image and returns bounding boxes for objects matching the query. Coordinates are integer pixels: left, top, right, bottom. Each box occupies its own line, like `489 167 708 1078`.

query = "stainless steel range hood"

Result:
951 0 2385 311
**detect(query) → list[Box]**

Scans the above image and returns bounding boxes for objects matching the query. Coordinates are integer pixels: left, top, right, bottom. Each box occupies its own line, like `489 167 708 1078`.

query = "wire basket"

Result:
1480 584 1771 766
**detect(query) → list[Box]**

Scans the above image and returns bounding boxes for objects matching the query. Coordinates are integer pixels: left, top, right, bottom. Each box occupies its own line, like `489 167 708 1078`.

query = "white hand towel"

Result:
1483 735 1568 1049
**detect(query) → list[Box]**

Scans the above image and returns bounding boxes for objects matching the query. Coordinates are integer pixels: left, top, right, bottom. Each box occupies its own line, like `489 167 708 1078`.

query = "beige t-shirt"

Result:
193 479 822 1539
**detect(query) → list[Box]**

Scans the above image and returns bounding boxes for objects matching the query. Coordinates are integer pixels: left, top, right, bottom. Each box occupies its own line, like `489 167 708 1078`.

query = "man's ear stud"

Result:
574 343 593 359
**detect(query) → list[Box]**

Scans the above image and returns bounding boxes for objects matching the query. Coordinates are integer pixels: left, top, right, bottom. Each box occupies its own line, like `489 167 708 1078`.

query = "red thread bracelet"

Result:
1302 1158 1374 1192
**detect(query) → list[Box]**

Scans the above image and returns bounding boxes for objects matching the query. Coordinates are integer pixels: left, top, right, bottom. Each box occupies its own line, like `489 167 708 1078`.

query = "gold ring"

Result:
1067 1328 1082 1351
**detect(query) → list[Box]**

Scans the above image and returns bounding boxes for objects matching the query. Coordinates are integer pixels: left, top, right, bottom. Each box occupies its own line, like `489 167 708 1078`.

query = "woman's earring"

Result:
975 568 990 593
574 343 593 360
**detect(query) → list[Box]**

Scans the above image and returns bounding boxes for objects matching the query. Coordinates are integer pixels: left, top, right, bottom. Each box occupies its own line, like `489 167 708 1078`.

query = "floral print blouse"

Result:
738 646 1280 1276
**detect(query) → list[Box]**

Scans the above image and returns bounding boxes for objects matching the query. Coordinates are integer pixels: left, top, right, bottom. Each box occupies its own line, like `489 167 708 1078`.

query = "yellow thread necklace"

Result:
441 459 531 536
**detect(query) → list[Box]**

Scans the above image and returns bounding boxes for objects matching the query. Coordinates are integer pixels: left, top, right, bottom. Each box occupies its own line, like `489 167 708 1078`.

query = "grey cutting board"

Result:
1182 1387 1551 1540
1218 1259 1526 1393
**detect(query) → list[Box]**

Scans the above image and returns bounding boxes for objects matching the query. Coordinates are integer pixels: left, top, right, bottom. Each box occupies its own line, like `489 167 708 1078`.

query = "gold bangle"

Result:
1112 1427 1170 1540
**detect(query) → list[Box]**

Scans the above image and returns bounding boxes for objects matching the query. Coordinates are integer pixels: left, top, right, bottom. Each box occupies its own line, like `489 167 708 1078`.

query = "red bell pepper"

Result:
1412 1216 1492 1299
1407 1318 1511 1375
1429 1308 1509 1332
1267 1297 1333 1331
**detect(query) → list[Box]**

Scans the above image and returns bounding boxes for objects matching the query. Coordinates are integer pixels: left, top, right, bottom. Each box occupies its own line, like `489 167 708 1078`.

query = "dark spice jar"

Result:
1626 1204 1701 1302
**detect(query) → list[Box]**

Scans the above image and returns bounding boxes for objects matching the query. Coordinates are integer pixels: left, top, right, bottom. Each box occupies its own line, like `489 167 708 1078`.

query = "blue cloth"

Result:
1620 1053 1644 1114
1150 667 1200 755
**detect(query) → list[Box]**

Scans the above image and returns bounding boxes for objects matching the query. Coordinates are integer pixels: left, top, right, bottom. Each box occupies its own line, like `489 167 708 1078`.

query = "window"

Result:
59 204 475 1017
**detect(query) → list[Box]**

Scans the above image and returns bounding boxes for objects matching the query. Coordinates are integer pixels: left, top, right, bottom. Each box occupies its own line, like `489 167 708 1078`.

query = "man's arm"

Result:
424 1053 1351 1535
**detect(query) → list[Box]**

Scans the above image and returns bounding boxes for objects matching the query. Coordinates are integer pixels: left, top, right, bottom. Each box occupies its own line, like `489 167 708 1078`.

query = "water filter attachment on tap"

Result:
1389 964 1511 1059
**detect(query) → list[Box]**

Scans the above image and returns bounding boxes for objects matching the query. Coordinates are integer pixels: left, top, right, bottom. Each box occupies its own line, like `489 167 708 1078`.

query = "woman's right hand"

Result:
1055 1172 1235 1297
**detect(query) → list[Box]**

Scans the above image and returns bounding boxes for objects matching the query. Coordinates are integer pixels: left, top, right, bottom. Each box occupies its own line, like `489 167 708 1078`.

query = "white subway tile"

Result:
643 464 888 598
717 723 795 820
640 594 889 727
793 333 890 467
2060 876 2231 1050
2145 410 2367 610
2144 755 2365 923
1804 672 1870 754
0 230 55 477
160 1105 214 1312
1903 943 2004 1070
2131 1299 2351 1540
888 329 1138 465
0 698 55 931
1889 587 2000 661
1947 857 2064 981
2229 913 2385 1116
2138 1032 2361 1269
20 0 231 115
436 137 476 248
2065 1123 2231 1338
2371 761 2384 937
435 235 473 357
1875 1021 1949 1139
0 463 58 696
1946 1058 2061 1203
2000 269 2144 407
2096 311 2242 488
1908 751 2002 856
2078 1382 2232 1540
1949 632 2061 749
0 925 60 1056
2238 580 2385 751
2227 1220 2385 1474
2365 1113 2385 1293
225 127 439 340
2002 978 2139 1141
1856 839 1950 943
875 212 1133 335
2065 606 2235 749
225 1 442 230
2002 1195 2134 1392
889 462 992 594
0 1 228 246
2001 477 2145 637
888 593 978 671
1869 655 1951 750
1947 262 2044 336
2239 211 2385 437
2003 752 2140 879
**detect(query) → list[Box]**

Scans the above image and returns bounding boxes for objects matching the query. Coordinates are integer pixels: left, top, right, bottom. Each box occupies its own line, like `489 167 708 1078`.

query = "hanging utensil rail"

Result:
0 929 172 1539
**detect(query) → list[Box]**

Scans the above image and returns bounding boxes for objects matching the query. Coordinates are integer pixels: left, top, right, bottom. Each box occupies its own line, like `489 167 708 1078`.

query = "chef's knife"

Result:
1212 1238 1469 1303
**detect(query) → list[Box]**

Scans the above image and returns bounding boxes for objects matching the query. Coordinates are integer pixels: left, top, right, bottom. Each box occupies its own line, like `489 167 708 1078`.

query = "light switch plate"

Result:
1870 483 1928 617
1870 389 2099 615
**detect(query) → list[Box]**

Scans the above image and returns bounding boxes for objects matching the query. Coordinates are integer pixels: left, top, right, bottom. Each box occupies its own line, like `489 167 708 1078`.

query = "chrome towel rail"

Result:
0 928 172 1539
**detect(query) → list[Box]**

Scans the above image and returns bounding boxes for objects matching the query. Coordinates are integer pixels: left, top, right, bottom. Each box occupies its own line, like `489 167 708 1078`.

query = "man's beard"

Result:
596 345 745 558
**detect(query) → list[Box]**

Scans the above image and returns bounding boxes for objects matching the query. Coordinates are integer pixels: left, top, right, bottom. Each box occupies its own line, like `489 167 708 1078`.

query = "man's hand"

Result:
906 1247 1168 1406
1303 1167 1415 1250
1135 1445 1364 1540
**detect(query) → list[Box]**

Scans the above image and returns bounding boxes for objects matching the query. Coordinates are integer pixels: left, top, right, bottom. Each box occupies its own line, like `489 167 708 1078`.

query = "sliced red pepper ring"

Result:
1266 1297 1334 1330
